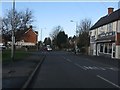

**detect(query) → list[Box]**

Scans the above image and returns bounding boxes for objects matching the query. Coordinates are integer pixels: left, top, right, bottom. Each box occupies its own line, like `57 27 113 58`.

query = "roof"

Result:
15 28 38 41
15 29 28 41
90 8 120 30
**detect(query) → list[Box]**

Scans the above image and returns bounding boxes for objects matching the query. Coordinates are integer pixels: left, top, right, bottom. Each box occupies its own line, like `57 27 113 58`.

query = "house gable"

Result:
22 28 38 44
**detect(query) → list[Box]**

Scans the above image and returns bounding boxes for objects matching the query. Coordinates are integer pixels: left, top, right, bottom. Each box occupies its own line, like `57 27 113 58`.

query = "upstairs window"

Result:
107 23 113 32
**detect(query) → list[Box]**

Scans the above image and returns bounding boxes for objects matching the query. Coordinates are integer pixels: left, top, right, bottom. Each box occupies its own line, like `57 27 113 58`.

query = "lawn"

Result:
2 49 31 63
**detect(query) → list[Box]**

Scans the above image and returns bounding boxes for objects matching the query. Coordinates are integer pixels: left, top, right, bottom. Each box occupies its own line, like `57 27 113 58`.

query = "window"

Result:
103 43 112 54
108 23 113 32
108 43 112 53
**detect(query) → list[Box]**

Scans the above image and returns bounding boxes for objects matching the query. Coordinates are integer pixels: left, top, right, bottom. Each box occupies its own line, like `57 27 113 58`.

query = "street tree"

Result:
57 31 68 49
77 18 92 54
50 25 63 49
2 8 34 37
43 37 51 46
2 8 34 45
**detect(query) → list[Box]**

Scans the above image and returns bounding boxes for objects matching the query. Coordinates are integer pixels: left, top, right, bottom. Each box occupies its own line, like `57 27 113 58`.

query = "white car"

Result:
46 45 52 51
47 47 52 51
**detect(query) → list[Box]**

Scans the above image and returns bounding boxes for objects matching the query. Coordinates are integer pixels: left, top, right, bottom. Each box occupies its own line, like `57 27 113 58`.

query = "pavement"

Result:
2 51 45 89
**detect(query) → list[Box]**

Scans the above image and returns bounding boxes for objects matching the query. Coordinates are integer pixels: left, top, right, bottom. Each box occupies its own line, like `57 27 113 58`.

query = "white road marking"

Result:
104 67 119 71
97 75 120 88
83 66 106 70
74 63 87 70
98 67 106 70
62 56 119 71
66 59 72 62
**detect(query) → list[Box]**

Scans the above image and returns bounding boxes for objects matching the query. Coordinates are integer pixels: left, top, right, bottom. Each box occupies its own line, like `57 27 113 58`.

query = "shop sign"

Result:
98 31 115 38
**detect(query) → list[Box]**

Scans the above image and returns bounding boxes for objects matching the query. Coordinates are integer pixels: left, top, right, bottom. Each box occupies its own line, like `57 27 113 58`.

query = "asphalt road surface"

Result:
29 51 120 88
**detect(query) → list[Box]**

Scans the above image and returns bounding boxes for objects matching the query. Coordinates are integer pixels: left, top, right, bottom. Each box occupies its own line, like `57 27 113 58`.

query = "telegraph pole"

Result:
11 0 15 61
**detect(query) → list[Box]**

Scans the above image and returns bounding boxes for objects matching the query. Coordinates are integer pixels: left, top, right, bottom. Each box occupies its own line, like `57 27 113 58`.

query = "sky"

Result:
1 0 119 41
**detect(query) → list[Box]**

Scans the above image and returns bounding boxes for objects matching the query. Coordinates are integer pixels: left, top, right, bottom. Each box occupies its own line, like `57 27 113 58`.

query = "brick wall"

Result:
23 28 38 44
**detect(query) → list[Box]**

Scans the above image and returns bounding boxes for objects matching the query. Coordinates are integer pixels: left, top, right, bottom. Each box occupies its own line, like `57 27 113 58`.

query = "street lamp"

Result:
70 20 79 36
41 27 46 42
70 20 79 54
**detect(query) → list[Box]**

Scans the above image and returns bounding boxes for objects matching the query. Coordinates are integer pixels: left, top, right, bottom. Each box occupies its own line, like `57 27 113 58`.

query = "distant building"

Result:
89 8 120 59
15 25 38 47
5 26 38 48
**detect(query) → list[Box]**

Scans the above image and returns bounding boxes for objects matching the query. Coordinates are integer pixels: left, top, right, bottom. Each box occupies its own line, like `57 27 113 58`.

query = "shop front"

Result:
96 35 115 58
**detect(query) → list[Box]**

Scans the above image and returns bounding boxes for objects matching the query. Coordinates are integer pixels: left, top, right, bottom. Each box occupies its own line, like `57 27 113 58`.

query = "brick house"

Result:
89 8 120 59
14 26 38 47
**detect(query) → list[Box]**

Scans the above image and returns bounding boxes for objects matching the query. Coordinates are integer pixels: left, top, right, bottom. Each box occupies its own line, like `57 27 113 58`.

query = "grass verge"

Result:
2 49 31 63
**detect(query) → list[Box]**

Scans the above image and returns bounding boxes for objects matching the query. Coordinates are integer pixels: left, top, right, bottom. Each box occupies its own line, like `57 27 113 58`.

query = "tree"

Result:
20 8 34 29
77 18 92 54
78 18 92 33
43 37 51 46
57 31 68 49
50 25 63 48
2 8 34 36
2 8 34 46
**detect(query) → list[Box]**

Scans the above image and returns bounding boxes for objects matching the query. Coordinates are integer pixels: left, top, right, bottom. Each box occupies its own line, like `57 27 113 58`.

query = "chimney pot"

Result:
29 25 32 29
108 7 114 15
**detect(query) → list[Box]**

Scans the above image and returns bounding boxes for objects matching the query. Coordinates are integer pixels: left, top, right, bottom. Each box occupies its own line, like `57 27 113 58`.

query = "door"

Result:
112 43 116 58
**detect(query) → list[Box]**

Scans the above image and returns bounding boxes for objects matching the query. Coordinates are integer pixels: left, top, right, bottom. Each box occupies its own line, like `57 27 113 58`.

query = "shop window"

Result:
103 43 112 54
108 43 112 53
104 44 107 53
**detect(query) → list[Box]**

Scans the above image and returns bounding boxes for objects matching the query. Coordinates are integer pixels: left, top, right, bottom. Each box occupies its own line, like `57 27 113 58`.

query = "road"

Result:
29 51 120 88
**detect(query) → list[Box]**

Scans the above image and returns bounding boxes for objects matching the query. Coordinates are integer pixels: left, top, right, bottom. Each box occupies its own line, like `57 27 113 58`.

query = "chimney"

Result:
108 7 114 15
29 25 32 29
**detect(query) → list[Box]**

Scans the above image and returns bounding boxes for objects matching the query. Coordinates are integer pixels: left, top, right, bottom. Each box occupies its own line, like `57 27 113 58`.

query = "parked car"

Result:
0 45 7 50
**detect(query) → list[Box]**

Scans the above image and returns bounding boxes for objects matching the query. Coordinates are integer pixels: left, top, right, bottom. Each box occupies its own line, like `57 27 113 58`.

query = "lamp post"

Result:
70 20 79 54
70 20 79 36
41 27 46 42
11 0 15 61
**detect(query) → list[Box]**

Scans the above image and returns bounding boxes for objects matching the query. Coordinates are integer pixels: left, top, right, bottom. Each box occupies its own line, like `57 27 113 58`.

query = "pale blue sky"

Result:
1 1 119 41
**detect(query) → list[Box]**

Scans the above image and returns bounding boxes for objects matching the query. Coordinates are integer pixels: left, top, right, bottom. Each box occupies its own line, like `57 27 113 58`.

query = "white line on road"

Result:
66 59 72 62
74 63 87 70
97 75 120 88
62 56 72 62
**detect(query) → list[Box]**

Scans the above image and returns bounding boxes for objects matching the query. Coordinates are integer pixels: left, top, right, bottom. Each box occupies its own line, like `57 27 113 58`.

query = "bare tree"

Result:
2 8 34 35
50 25 63 39
77 18 92 54
78 18 92 33
50 25 64 49
20 8 34 29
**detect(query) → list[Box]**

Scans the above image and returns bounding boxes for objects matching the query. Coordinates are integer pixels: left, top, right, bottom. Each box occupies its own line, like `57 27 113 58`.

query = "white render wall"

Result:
115 20 120 59
113 21 116 32
115 46 120 59
118 20 120 32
